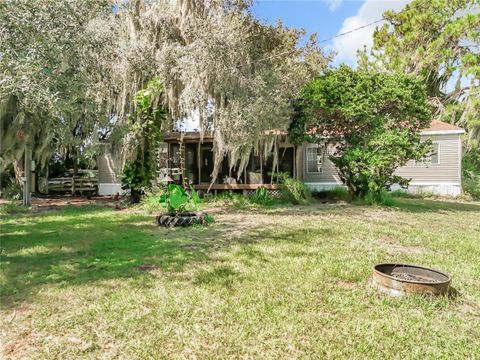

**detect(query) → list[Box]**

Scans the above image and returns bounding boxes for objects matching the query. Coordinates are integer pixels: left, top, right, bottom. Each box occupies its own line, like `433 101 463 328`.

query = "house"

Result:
97 120 465 196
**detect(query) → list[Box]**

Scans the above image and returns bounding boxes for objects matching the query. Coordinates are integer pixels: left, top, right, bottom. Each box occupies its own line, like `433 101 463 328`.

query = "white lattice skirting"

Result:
246 189 283 198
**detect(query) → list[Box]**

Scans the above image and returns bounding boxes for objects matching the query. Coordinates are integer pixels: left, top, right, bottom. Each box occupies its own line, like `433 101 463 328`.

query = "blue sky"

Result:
251 0 412 65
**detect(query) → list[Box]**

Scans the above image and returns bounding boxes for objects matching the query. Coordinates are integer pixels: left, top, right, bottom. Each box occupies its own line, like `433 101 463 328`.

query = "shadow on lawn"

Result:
2 198 477 308
234 198 480 216
1 205 323 308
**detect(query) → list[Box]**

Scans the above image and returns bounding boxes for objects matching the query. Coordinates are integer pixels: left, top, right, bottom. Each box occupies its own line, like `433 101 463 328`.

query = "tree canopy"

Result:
0 0 117 174
359 0 480 143
110 0 330 179
1 0 331 183
301 66 432 198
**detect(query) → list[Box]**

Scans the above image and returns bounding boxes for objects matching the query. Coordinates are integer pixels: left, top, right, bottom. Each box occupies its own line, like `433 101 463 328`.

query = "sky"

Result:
251 0 412 65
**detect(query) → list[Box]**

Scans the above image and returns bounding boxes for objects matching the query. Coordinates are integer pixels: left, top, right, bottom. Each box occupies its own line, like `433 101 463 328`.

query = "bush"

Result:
121 160 152 203
389 189 414 198
312 187 349 201
300 66 431 199
277 173 311 205
159 184 201 214
204 188 283 207
0 201 29 215
360 191 396 206
203 192 251 209
463 143 480 200
141 190 166 213
249 187 279 206
1 177 22 200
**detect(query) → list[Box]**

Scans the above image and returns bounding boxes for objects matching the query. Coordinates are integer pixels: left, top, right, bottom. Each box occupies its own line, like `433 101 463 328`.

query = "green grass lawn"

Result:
1 199 480 359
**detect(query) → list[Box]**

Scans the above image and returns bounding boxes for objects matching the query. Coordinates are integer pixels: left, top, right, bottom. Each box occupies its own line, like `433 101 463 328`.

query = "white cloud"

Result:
325 0 343 12
333 0 412 65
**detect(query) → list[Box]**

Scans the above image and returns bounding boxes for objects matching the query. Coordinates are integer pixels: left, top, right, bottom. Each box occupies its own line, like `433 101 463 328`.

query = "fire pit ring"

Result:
373 263 451 296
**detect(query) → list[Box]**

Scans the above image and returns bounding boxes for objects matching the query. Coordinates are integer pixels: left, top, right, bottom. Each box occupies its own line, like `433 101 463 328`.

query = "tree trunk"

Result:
130 188 141 203
71 146 78 195
23 141 32 206
13 159 23 185
72 148 78 176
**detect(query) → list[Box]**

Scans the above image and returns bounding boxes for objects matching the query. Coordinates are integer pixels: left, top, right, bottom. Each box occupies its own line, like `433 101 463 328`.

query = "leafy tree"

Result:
301 66 432 199
360 0 480 142
121 78 166 203
0 0 117 202
111 0 331 181
462 140 480 199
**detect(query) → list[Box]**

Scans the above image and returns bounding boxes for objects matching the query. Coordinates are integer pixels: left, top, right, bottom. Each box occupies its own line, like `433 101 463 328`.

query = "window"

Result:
306 145 324 173
430 142 439 165
415 142 440 166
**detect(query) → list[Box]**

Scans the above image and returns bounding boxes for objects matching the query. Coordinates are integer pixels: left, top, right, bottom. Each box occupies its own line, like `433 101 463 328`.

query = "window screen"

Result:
430 143 439 164
306 146 323 173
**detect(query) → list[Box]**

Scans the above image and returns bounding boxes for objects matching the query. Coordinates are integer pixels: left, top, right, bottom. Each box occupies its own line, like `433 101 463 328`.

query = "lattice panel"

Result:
246 189 282 198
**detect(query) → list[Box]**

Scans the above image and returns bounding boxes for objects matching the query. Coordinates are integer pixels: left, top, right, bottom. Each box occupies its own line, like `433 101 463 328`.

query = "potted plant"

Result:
156 184 209 227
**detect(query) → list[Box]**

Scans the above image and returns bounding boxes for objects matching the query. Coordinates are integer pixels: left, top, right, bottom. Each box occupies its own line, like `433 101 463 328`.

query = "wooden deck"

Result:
193 183 279 190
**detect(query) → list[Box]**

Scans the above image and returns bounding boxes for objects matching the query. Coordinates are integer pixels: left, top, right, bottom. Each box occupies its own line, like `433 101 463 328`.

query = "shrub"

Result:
203 192 251 209
312 187 349 201
159 184 201 214
0 201 29 215
249 187 278 206
389 189 414 198
277 173 311 205
121 160 151 203
463 143 480 200
360 191 396 206
141 190 167 213
122 77 166 203
1 178 22 200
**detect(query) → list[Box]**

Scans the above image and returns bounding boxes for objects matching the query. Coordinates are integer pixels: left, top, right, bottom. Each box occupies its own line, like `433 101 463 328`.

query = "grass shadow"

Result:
1 207 228 308
388 198 480 213
1 204 326 309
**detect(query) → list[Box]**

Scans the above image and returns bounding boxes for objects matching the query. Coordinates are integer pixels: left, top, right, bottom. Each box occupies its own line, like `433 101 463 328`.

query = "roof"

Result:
162 129 287 142
163 131 214 142
421 120 464 133
162 121 464 142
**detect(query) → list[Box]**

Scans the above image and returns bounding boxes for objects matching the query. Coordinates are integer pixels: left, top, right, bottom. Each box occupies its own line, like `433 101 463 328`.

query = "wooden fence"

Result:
47 170 99 194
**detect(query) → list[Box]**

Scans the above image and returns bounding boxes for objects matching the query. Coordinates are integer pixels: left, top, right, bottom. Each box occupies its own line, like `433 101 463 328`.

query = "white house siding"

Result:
97 143 169 195
302 133 463 196
302 143 344 191
97 152 122 195
394 134 462 195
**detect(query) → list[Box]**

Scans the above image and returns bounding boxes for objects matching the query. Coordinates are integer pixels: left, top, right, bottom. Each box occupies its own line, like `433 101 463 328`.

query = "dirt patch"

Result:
2 329 39 359
136 264 158 272
336 280 359 290
377 236 426 256
0 196 119 214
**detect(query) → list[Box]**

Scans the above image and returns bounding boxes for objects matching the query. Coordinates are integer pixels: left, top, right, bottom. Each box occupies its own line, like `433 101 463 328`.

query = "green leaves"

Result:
159 184 202 214
168 184 189 210
301 66 431 199
122 79 166 202
367 0 480 142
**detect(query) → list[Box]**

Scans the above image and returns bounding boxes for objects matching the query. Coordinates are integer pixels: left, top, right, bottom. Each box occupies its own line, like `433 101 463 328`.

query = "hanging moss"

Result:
109 0 331 182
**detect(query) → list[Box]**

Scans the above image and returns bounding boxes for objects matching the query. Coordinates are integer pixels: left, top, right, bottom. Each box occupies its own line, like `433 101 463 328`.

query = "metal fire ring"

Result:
372 263 451 296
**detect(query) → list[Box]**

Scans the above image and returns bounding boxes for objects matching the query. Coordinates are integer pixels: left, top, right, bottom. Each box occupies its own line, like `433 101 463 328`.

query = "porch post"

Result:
295 144 303 181
197 141 201 184
293 145 296 179
259 143 263 185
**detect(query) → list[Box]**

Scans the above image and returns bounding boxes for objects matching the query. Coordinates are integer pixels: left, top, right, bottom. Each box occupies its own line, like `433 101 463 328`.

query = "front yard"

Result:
1 198 479 358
